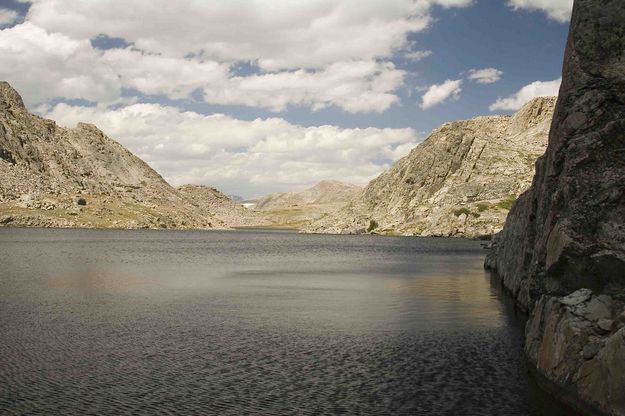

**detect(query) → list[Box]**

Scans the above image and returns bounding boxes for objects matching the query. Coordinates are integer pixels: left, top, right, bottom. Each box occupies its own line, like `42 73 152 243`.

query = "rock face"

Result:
305 97 556 237
0 81 226 229
485 0 625 310
526 290 625 415
485 1 625 414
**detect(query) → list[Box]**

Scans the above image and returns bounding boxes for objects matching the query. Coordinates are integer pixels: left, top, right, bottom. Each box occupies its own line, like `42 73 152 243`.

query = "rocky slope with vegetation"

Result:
305 96 556 237
0 81 254 230
486 1 625 414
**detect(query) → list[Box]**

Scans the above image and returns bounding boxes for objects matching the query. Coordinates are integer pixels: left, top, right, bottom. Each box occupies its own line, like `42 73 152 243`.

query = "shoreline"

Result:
0 221 496 240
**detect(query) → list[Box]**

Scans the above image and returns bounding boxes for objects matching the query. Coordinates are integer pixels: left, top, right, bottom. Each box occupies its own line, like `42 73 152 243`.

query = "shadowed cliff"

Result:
485 0 625 309
486 1 625 414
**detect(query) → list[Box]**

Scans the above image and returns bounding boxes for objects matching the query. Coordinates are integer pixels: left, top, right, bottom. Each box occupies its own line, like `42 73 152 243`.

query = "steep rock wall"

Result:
485 1 625 414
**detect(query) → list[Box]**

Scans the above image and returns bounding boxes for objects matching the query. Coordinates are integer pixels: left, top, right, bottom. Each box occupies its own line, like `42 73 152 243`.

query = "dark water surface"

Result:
0 228 571 415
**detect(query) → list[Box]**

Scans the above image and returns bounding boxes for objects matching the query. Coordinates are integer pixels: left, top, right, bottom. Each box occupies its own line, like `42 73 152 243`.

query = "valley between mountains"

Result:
1 80 555 238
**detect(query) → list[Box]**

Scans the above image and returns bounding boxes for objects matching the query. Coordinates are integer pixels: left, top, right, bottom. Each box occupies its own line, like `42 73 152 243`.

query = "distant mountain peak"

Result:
255 180 362 210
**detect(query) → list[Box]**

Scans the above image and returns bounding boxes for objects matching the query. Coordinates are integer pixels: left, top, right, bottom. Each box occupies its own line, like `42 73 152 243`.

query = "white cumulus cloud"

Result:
489 78 561 111
22 0 469 70
100 48 231 100
0 22 404 113
0 0 475 113
507 0 573 23
203 61 405 113
41 103 420 197
467 67 503 84
420 79 463 109
0 22 121 105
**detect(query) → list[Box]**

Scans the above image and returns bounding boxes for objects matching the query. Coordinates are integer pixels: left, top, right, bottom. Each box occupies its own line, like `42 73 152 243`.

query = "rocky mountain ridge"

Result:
0 81 256 229
485 1 625 414
253 180 363 229
255 180 362 210
305 96 556 237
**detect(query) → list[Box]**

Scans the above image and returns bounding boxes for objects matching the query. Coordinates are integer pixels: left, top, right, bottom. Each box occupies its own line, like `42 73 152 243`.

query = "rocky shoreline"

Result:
526 289 625 415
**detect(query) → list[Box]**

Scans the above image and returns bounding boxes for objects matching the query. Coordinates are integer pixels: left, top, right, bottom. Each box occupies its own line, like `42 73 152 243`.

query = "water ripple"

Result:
0 229 573 415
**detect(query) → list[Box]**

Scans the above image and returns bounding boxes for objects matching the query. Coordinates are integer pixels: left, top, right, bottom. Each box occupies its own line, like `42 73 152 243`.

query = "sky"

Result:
0 0 572 198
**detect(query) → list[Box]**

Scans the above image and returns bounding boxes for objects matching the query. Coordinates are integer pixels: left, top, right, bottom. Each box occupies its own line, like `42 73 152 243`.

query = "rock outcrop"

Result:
0 81 231 229
485 1 625 414
305 97 556 237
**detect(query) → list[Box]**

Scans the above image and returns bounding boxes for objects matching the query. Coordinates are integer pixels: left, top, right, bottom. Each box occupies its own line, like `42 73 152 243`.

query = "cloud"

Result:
0 8 19 26
0 22 403 113
489 78 561 111
428 0 474 7
420 79 463 109
0 1 477 113
507 0 573 23
100 48 230 100
23 0 473 70
404 50 433 61
467 67 503 84
0 22 121 105
41 103 420 197
203 61 405 113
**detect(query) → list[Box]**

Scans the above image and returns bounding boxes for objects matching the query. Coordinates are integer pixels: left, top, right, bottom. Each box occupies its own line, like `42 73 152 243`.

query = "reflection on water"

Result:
48 272 145 291
0 228 573 415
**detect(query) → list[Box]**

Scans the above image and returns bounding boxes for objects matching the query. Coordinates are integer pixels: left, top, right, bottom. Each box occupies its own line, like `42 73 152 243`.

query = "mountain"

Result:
0 81 226 229
486 1 625 414
178 185 267 227
253 180 363 229
255 180 362 210
305 97 556 237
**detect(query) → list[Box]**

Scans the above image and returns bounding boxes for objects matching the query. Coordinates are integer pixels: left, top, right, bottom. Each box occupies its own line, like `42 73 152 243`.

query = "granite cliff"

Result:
485 0 625 414
305 97 556 237
0 81 255 229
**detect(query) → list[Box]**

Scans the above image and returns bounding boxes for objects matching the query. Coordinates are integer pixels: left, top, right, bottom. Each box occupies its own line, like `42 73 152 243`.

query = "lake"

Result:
0 228 573 415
